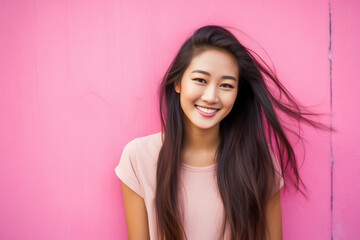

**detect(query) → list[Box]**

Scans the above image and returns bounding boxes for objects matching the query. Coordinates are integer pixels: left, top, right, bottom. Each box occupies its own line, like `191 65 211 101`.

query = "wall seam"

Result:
328 1 334 240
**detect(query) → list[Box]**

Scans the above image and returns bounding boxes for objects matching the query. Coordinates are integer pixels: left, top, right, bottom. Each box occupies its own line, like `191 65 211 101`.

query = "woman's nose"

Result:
201 85 219 103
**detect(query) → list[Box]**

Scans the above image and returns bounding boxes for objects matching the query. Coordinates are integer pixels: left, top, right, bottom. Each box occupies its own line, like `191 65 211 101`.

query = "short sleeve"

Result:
115 139 145 198
270 149 284 195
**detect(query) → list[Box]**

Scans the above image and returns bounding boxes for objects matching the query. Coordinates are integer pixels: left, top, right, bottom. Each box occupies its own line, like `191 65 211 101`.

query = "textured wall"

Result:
0 0 358 239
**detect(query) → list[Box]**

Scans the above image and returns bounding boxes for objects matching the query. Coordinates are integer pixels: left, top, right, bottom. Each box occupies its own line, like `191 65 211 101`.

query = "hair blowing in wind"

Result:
155 25 332 240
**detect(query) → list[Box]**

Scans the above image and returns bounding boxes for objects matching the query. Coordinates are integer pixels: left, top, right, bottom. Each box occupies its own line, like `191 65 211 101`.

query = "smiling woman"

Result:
115 25 331 240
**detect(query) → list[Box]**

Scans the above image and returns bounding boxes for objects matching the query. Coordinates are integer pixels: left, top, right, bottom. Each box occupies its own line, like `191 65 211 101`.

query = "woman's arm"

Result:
121 181 150 240
265 190 283 240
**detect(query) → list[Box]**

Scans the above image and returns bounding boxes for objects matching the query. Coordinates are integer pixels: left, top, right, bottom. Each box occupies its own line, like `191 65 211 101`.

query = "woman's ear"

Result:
174 81 181 93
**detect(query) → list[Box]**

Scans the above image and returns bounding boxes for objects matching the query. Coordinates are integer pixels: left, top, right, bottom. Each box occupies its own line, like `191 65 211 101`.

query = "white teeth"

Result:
196 105 218 113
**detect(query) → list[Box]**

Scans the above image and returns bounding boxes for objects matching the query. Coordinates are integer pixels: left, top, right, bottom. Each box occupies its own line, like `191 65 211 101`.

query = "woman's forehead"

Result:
187 49 239 77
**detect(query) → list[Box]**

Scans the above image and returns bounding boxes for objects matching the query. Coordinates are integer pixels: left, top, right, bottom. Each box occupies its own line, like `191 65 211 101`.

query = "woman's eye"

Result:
221 84 234 89
193 78 206 83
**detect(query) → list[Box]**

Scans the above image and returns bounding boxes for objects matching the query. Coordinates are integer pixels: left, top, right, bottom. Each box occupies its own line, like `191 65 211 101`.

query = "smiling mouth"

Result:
195 105 220 114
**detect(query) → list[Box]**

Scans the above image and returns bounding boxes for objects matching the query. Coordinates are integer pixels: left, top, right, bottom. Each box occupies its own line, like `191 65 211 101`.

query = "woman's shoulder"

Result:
124 131 164 154
136 131 163 142
135 131 163 146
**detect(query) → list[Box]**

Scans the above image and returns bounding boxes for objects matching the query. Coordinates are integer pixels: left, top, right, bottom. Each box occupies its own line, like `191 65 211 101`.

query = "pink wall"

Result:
0 0 358 239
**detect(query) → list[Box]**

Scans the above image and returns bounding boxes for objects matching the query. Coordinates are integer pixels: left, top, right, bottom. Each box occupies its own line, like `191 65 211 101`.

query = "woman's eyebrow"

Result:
191 70 237 81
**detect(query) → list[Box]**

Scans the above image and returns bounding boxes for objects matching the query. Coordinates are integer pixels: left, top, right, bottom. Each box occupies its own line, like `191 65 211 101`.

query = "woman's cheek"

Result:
222 94 236 106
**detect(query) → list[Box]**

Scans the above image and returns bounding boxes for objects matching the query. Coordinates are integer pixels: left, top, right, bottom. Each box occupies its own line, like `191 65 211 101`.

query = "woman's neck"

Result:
183 121 220 152
181 121 220 167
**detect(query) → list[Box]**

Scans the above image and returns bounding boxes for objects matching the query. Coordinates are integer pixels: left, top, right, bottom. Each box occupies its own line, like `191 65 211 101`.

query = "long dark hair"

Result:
155 25 332 240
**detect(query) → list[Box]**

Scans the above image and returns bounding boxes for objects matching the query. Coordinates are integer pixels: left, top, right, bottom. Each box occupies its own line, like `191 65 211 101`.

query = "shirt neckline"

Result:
182 162 218 172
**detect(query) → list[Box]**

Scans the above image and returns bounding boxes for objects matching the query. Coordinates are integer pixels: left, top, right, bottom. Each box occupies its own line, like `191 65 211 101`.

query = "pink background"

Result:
0 0 359 239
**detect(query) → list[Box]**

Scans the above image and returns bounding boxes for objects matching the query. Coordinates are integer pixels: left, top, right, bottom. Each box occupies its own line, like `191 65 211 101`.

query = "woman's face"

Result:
175 48 239 131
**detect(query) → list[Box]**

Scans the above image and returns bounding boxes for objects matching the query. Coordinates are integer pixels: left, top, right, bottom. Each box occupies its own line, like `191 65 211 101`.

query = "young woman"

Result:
115 25 330 240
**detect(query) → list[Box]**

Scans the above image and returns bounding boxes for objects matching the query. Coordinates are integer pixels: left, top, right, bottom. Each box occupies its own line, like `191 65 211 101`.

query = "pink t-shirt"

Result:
115 132 284 239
